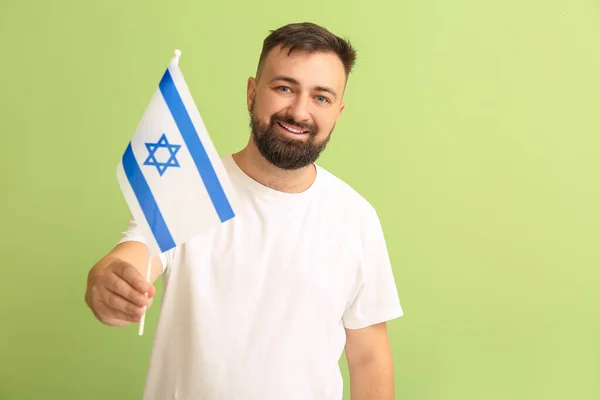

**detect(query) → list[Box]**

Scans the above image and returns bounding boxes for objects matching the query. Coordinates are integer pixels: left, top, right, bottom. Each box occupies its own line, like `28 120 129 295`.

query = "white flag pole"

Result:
138 255 153 336
137 49 182 337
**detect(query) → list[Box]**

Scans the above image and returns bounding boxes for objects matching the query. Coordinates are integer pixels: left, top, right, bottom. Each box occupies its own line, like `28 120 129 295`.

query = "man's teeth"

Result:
280 122 305 134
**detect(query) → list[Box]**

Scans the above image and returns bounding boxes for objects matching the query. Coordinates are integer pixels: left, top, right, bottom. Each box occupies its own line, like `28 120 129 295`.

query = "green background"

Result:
1 0 599 399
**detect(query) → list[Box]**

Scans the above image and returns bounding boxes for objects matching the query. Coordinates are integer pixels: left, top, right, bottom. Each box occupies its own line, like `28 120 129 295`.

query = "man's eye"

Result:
277 86 292 93
315 95 330 104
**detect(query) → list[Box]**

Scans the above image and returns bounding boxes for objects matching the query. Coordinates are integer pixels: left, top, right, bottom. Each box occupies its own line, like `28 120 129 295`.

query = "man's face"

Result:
247 46 347 170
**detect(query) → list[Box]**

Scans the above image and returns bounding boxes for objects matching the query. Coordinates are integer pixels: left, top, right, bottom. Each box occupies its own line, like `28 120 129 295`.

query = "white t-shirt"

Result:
119 154 403 400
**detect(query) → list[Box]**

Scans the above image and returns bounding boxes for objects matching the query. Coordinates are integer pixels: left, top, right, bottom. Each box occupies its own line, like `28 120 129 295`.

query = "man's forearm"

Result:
348 358 395 400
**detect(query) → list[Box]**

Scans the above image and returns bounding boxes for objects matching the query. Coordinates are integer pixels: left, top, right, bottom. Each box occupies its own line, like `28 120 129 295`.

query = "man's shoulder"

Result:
315 164 378 217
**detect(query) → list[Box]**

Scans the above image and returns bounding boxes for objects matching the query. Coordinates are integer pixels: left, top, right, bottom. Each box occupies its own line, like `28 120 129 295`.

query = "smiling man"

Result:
85 22 403 400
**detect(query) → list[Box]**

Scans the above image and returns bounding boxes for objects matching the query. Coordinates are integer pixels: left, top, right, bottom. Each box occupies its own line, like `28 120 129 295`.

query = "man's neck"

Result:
232 140 317 194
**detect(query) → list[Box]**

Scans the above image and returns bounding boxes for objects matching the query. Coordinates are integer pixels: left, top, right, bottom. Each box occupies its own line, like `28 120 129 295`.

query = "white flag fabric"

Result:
116 51 239 257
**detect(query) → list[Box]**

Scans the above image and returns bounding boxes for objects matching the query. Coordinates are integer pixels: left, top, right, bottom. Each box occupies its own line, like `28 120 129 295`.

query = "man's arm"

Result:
345 322 395 400
85 241 163 327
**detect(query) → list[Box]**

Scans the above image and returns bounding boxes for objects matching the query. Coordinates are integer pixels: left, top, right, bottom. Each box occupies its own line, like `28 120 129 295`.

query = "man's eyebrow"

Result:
270 75 338 100
270 75 300 85
314 85 337 99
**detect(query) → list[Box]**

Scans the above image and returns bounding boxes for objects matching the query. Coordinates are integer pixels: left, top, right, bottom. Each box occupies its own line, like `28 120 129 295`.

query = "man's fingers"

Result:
112 262 155 296
95 299 141 324
106 273 149 307
100 288 145 318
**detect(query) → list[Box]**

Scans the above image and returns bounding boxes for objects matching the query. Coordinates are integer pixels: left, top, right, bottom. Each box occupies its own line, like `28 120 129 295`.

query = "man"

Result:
85 22 403 400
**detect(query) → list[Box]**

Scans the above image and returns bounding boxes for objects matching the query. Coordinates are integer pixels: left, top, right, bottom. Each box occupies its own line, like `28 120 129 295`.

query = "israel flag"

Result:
116 50 239 258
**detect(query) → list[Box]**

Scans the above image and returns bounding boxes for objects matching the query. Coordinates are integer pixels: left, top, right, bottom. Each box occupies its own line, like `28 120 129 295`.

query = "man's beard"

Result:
249 106 333 170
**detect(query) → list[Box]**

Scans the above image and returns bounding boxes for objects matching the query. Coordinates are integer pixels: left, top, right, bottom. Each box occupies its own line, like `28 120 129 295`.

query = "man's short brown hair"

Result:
256 22 357 79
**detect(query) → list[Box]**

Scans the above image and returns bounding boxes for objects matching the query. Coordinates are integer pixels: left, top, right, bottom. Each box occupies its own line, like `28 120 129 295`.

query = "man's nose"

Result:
287 95 311 123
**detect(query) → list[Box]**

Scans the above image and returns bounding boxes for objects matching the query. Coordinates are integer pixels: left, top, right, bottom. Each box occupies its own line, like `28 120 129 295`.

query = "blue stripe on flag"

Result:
159 69 235 223
122 143 176 253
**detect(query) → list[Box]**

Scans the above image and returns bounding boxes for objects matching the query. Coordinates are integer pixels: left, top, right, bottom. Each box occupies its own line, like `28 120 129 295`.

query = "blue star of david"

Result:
143 133 182 176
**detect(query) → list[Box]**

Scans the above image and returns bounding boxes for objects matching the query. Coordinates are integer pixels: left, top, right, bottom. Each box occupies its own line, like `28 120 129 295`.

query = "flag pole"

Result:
138 255 153 336
138 48 182 337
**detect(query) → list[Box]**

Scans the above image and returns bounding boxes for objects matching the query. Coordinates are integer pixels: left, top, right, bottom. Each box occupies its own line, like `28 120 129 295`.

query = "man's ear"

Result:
247 77 256 111
339 101 346 116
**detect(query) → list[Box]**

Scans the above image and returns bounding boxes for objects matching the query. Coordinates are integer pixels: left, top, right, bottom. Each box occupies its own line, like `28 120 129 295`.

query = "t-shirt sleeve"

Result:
342 208 404 329
117 215 170 274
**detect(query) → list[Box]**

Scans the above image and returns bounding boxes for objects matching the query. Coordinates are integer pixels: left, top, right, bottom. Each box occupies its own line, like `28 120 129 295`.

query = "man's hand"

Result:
85 257 156 327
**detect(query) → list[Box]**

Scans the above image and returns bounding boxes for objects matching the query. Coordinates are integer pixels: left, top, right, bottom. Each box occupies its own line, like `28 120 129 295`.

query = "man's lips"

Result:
277 121 310 135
